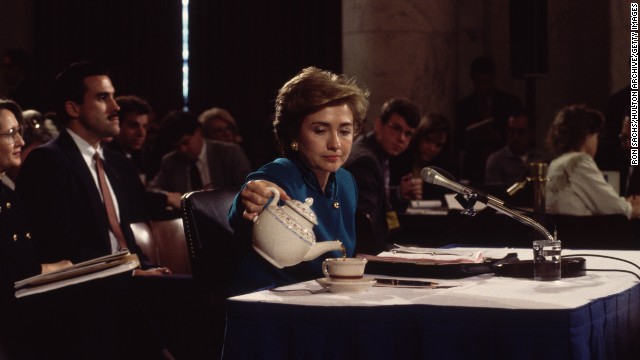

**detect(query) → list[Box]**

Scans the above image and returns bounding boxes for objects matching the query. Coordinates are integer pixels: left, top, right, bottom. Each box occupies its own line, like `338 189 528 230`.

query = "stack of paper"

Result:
15 251 140 298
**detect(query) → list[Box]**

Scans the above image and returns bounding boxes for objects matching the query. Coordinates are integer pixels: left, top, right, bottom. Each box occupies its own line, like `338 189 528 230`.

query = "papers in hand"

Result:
14 251 140 298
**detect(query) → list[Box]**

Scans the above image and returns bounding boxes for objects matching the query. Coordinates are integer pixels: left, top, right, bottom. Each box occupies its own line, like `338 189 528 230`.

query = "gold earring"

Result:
290 141 298 151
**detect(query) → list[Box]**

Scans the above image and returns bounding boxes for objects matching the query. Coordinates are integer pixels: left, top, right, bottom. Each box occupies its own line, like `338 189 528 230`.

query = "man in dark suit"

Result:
15 62 174 358
343 98 422 254
16 62 165 268
149 110 251 194
107 95 182 222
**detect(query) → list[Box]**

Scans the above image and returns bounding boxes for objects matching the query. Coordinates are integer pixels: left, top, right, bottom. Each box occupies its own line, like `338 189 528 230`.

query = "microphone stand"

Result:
479 193 555 241
423 167 555 241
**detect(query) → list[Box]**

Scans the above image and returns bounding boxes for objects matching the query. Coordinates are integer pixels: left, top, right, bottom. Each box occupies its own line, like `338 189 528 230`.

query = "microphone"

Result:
420 167 504 207
420 167 554 241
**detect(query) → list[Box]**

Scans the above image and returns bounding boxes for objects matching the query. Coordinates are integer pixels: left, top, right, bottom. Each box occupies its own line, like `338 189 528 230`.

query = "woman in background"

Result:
228 67 368 295
545 104 640 218
0 99 71 358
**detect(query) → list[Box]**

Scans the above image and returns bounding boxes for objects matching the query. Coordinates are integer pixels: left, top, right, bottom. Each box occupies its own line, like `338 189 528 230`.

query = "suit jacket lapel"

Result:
57 131 112 247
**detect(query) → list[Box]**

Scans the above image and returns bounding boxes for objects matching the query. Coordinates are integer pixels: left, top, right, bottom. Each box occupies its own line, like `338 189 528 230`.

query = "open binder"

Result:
14 251 140 298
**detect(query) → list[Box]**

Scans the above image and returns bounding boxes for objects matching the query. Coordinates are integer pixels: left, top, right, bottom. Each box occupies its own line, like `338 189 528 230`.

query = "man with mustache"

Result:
16 62 158 266
15 62 174 359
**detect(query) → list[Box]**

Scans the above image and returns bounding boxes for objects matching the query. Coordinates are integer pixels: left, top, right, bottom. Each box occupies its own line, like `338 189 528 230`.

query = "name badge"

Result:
386 210 400 231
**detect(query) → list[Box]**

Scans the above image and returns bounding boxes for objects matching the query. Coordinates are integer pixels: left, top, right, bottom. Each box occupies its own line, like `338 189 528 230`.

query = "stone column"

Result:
342 0 458 130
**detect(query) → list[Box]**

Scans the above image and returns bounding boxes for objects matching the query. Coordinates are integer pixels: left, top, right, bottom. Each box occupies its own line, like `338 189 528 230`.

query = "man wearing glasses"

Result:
344 97 421 254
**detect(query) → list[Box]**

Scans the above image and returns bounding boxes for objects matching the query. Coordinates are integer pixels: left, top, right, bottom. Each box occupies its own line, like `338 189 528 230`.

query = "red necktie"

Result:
94 152 128 251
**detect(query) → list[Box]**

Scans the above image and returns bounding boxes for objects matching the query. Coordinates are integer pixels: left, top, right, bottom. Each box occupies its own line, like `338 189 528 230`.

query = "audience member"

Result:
148 110 250 193
545 104 640 219
228 66 368 295
199 106 243 144
485 113 544 186
108 95 151 176
15 62 171 272
106 95 181 221
15 61 176 359
456 56 524 186
1 49 44 110
390 112 455 202
344 97 421 254
2 109 58 189
0 99 123 359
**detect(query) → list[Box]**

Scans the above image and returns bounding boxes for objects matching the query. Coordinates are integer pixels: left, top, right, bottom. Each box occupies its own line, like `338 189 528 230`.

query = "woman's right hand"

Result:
241 180 290 221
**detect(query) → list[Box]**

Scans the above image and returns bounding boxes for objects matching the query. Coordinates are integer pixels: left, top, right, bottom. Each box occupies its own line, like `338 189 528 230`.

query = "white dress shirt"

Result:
67 129 121 253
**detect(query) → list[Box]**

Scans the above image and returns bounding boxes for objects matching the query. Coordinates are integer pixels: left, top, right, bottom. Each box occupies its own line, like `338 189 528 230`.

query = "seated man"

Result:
15 61 174 359
485 113 544 186
149 110 251 193
107 95 181 221
344 97 421 254
199 106 243 145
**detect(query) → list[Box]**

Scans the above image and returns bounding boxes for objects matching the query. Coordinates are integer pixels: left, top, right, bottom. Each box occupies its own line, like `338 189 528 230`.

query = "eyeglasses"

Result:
386 122 415 138
0 126 23 144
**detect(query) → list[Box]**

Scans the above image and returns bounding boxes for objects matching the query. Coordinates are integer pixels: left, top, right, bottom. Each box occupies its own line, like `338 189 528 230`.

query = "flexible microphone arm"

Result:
421 167 555 241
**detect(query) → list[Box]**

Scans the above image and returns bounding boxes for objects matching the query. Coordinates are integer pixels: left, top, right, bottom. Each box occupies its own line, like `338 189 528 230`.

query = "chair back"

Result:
181 189 238 291
150 218 191 274
180 189 240 359
131 221 159 264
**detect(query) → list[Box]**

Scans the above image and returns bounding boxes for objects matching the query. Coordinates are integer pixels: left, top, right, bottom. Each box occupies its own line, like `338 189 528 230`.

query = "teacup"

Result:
322 258 367 282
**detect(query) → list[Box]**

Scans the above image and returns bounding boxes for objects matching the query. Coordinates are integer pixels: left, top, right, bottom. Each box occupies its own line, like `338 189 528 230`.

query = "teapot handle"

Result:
252 187 281 223
265 186 280 205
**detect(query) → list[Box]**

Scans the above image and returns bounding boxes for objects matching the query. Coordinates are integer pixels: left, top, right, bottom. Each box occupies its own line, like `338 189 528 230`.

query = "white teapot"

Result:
252 187 345 268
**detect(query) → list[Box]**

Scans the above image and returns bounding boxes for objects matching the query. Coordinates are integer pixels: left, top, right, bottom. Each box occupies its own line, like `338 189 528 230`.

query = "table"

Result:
223 248 640 359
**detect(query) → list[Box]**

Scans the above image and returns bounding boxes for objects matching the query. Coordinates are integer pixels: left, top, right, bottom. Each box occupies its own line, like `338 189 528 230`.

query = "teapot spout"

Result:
303 240 345 261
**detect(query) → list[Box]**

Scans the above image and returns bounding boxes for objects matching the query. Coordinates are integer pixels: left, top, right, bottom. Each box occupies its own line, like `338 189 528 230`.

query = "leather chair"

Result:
181 189 241 290
150 218 191 274
181 188 240 358
130 221 159 265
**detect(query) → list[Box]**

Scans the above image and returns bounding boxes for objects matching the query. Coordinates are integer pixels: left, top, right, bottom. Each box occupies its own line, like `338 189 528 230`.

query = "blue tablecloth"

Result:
223 248 640 359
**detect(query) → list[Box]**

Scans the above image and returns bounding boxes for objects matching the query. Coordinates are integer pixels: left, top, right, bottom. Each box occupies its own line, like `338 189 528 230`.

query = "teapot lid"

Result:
284 197 318 225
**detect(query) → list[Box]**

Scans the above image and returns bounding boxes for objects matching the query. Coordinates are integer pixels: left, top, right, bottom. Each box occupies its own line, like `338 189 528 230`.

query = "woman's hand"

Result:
241 180 290 220
41 260 73 274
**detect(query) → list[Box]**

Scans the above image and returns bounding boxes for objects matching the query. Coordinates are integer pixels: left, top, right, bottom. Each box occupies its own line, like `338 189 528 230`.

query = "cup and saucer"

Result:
316 277 376 293
316 257 376 293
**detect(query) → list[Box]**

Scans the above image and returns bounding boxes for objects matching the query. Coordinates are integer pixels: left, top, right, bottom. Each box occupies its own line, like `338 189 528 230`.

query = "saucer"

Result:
316 277 377 293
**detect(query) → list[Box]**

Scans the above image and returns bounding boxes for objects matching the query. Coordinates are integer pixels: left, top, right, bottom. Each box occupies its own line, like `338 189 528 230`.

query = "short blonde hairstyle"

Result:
273 67 369 157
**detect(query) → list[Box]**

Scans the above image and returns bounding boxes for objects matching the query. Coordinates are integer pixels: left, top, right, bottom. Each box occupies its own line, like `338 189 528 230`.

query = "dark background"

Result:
28 0 342 167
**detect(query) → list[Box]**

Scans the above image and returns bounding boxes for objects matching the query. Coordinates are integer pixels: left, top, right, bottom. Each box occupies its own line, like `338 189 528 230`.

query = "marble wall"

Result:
342 0 458 130
343 0 632 152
